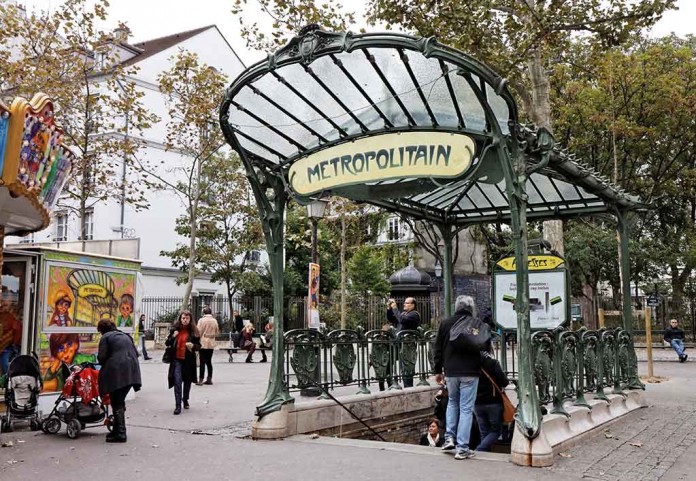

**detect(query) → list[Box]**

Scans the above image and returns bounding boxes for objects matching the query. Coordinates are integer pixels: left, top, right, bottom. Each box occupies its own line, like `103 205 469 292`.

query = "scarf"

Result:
176 327 190 360
427 433 440 447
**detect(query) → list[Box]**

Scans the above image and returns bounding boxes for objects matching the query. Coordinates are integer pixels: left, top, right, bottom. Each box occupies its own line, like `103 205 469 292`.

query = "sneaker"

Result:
454 450 476 460
441 438 456 451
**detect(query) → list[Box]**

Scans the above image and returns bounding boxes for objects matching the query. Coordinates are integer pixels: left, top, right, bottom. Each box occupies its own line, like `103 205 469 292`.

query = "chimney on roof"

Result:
112 24 131 43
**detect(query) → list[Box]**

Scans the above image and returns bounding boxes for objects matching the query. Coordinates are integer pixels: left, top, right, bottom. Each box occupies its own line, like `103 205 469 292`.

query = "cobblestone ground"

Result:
547 360 696 480
547 405 696 480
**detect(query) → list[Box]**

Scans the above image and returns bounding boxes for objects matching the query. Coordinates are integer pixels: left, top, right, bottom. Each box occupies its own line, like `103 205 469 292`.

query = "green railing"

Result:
282 326 643 406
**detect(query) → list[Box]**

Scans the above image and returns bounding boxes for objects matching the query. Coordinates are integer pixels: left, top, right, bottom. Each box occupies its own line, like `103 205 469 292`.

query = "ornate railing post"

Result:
550 328 570 416
356 326 370 394
574 327 590 408
416 327 430 386
532 331 553 406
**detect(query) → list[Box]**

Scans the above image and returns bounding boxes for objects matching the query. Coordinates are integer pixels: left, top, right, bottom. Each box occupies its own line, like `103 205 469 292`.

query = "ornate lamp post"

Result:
307 199 328 265
434 260 442 321
301 199 328 397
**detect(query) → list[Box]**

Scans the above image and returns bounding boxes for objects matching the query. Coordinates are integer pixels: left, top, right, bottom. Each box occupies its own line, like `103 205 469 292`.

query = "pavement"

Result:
1 348 695 481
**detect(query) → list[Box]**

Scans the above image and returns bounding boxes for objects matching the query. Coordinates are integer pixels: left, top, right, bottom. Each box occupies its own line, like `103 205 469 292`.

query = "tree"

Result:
0 0 159 239
155 50 228 309
347 245 391 297
160 153 264 315
552 35 696 304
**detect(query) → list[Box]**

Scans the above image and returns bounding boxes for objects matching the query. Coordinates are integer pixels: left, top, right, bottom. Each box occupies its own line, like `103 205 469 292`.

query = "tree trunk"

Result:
181 159 202 311
581 283 597 329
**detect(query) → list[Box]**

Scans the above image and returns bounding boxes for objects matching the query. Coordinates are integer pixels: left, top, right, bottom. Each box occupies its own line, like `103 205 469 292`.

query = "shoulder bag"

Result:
482 369 516 424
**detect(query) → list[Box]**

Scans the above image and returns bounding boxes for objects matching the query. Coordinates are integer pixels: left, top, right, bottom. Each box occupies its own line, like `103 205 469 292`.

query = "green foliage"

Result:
347 245 391 297
553 35 696 298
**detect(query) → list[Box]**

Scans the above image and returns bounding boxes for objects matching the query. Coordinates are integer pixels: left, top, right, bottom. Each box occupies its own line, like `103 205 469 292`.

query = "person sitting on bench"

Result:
260 321 274 348
241 323 257 363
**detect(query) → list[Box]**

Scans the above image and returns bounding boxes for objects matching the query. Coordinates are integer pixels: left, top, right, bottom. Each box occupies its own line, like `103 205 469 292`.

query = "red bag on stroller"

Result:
62 365 109 405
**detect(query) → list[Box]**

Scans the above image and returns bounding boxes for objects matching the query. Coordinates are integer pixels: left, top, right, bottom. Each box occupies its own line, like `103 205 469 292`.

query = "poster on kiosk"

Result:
493 254 568 330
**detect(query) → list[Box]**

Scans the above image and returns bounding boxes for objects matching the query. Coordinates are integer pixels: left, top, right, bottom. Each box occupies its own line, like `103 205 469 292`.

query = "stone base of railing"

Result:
511 389 647 467
251 386 439 439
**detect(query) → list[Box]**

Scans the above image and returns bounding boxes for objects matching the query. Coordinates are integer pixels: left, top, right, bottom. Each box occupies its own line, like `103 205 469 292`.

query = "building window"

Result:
246 250 261 263
387 217 401 241
83 209 94 240
54 212 68 242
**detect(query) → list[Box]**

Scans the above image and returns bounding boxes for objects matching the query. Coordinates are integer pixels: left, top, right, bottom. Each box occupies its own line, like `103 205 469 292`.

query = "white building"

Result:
7 25 251 300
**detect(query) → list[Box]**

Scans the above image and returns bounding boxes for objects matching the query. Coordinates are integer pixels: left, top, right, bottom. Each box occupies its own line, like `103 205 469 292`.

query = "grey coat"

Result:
98 330 142 396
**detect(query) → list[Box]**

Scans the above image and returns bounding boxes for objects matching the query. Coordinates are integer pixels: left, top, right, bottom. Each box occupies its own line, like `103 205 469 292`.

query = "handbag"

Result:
162 346 173 364
449 314 491 353
482 369 516 424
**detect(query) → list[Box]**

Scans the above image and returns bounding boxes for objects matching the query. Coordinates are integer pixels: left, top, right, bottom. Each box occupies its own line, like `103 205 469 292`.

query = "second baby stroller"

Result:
40 362 112 439
1 354 43 433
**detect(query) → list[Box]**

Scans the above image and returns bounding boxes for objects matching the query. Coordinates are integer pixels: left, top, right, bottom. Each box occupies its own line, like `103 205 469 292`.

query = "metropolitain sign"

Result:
288 132 475 196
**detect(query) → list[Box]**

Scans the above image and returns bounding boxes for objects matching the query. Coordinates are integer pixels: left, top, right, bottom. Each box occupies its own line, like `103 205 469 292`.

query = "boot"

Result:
245 353 253 363
204 376 213 385
106 408 127 443
196 376 204 386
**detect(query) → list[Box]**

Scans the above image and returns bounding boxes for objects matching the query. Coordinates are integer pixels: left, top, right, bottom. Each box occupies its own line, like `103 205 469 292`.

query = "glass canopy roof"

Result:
220 29 642 225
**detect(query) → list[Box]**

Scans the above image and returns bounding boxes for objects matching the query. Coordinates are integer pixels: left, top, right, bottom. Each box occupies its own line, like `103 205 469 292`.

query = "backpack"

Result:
449 314 491 353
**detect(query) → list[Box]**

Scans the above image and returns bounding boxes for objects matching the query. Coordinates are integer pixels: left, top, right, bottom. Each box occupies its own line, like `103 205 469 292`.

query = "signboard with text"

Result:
493 254 569 330
289 132 475 196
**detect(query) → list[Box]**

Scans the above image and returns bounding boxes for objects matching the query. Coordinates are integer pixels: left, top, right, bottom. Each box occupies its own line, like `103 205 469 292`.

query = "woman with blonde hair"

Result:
241 322 257 363
165 310 200 414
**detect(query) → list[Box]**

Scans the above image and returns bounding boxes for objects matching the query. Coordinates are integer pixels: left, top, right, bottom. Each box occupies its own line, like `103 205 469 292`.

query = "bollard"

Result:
645 307 654 378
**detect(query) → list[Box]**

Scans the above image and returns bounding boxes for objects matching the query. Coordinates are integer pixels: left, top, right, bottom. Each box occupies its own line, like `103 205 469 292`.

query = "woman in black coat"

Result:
97 319 142 443
166 310 200 415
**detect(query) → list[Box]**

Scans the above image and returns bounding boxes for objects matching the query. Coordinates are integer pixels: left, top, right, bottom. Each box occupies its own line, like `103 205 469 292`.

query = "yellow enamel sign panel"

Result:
288 132 475 196
496 255 565 271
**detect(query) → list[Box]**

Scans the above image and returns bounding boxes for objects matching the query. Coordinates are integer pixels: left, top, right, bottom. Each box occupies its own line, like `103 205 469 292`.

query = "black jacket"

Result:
476 353 509 405
98 330 142 396
166 328 201 389
387 307 421 331
664 326 685 342
433 308 482 377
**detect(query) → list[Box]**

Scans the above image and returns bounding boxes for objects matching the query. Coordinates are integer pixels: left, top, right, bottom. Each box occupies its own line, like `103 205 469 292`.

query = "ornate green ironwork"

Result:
398 331 418 382
532 331 553 404
288 331 324 388
219 27 646 435
329 330 359 385
580 329 599 392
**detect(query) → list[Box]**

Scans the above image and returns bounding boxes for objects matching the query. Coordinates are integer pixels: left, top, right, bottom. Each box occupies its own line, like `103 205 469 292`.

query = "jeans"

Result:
172 360 191 408
140 336 149 359
445 376 479 453
0 345 19 376
474 403 503 451
199 349 213 379
670 339 686 358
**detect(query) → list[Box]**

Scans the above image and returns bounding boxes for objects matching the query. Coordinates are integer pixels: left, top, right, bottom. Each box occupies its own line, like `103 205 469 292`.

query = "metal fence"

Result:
282 325 643 410
595 295 696 341
140 293 444 334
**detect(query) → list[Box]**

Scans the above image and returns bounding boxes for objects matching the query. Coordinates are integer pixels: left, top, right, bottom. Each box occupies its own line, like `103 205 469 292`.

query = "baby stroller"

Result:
1 354 43 433
40 362 112 439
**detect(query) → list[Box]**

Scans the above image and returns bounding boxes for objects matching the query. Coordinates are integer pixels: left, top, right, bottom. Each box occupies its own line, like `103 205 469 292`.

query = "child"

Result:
116 294 134 328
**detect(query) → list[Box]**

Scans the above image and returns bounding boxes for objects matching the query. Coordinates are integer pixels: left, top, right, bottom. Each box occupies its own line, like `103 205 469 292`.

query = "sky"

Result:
15 0 696 67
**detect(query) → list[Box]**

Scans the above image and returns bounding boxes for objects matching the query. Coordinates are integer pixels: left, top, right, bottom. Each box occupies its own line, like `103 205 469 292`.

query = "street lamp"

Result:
302 199 328 397
307 199 329 264
434 260 442 321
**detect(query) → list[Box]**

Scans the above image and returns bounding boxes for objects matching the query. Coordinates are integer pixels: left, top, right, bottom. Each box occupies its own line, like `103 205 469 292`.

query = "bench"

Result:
221 347 238 362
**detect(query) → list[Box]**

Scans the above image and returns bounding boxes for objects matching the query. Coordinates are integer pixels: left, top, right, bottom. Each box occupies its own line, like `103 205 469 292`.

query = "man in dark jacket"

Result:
387 297 421 387
433 295 485 460
664 318 688 362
